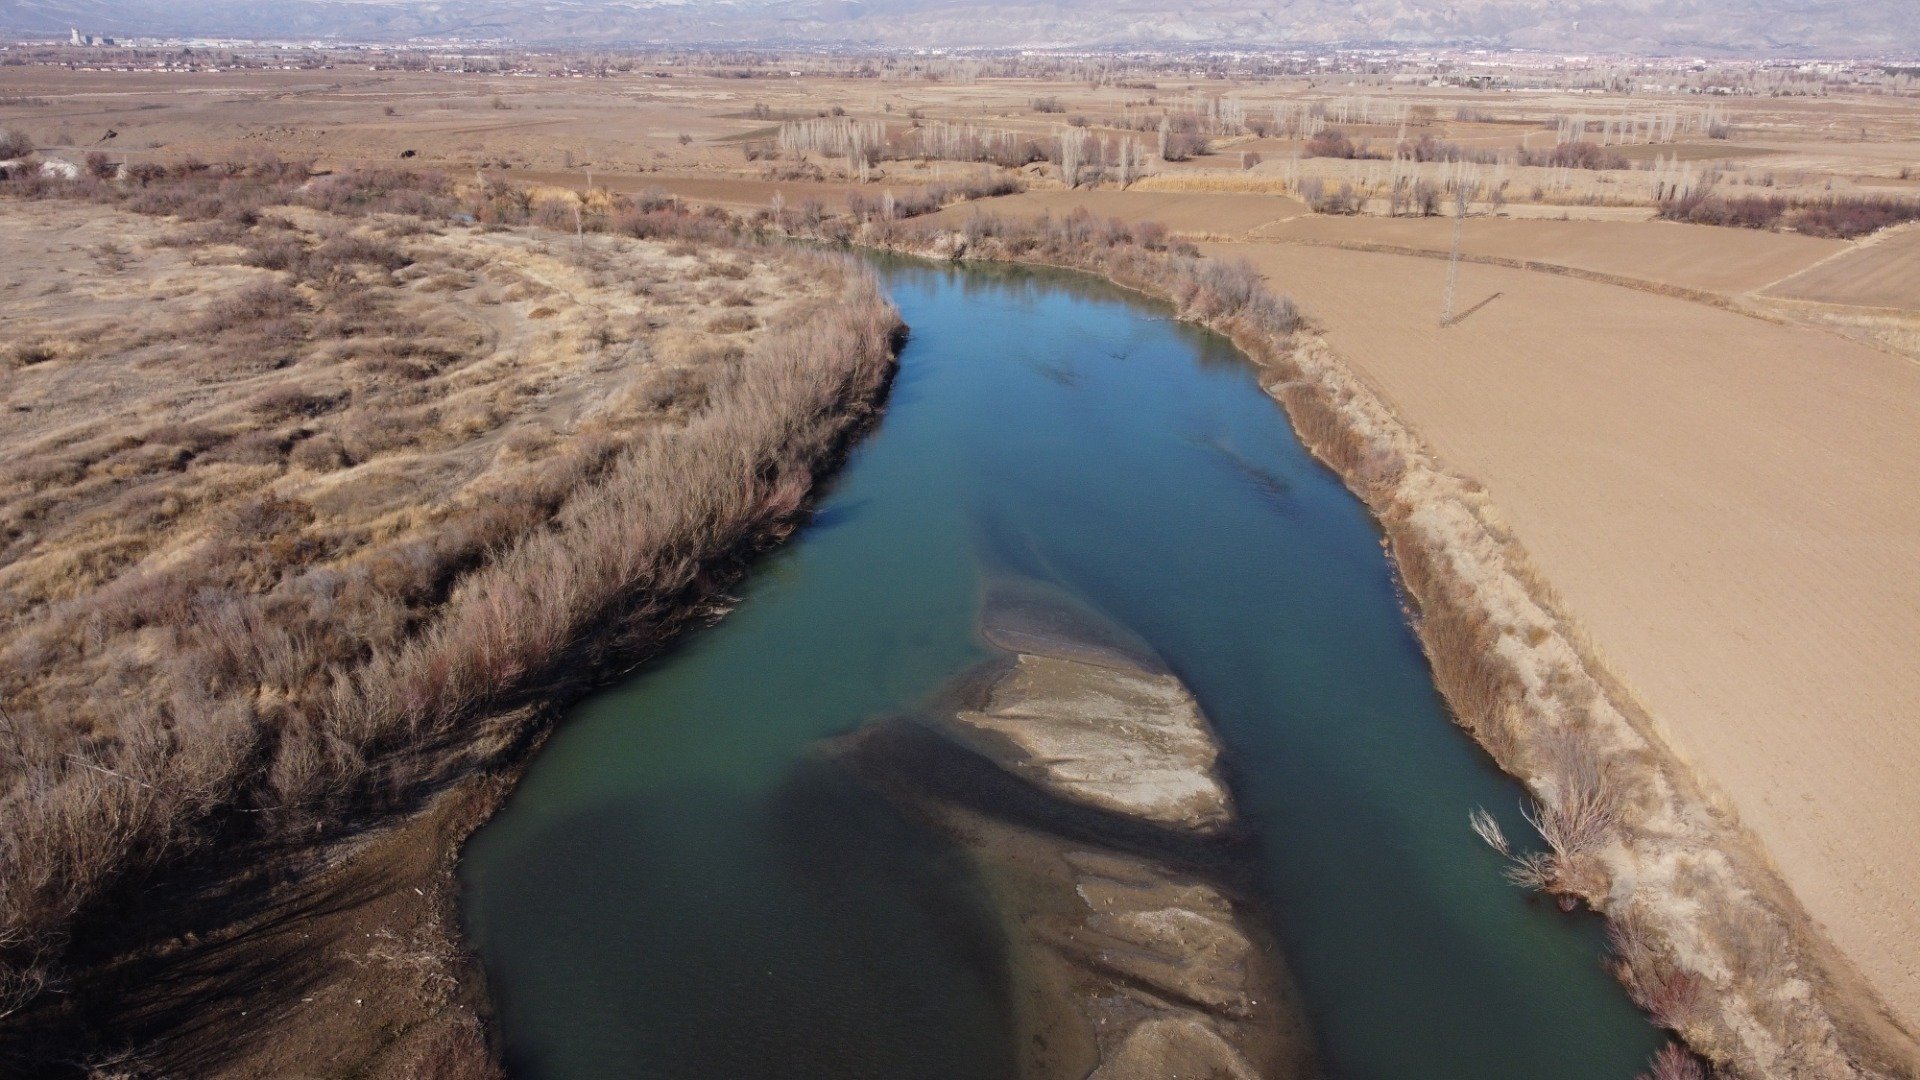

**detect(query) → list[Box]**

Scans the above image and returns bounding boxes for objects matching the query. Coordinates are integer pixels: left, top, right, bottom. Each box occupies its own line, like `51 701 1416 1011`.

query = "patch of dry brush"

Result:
0 171 898 1070
835 206 1299 339
1659 190 1920 239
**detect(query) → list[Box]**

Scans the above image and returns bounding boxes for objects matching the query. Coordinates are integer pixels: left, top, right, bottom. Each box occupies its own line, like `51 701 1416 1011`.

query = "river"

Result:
460 256 1661 1079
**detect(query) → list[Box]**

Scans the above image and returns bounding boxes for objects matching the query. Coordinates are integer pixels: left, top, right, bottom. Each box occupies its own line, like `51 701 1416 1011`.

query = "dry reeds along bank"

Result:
840 205 1300 342
1469 729 1621 905
0 162 900 1045
1639 1043 1707 1080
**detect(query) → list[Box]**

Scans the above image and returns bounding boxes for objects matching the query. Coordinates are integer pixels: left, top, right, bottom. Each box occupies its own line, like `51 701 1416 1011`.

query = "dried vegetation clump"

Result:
0 166 899 1065
1659 190 1920 239
1641 1043 1711 1080
845 171 1025 221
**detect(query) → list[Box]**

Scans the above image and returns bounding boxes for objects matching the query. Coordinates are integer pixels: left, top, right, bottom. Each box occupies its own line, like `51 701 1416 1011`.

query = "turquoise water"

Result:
460 258 1661 1079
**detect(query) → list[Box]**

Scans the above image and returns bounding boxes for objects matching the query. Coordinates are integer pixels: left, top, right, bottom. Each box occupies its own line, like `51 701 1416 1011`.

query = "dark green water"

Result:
460 258 1661 1079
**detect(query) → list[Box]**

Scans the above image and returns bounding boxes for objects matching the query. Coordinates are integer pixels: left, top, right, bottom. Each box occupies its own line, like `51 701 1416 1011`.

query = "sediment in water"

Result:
834 584 1318 1080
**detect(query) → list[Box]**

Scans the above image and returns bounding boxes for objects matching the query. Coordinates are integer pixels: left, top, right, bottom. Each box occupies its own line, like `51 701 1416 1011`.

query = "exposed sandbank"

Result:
836 587 1316 1080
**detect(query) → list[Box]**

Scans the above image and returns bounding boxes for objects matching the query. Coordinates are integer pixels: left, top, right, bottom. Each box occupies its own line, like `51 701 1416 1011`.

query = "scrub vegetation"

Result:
842 203 1300 339
0 164 899 1072
1656 190 1920 239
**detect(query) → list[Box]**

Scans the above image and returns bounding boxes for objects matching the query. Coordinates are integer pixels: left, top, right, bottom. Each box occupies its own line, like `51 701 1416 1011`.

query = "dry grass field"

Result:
0 167 900 1074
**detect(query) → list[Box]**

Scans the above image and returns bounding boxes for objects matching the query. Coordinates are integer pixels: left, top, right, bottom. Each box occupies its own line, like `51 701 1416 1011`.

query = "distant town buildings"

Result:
68 28 116 48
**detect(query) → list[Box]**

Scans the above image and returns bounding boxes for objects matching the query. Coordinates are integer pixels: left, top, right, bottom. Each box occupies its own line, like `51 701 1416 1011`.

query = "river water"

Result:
460 257 1661 1079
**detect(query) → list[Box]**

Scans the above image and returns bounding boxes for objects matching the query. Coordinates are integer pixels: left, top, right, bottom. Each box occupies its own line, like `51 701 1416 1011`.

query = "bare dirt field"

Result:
926 187 1307 237
1254 213 1846 296
1763 224 1920 311
1204 238 1920 1039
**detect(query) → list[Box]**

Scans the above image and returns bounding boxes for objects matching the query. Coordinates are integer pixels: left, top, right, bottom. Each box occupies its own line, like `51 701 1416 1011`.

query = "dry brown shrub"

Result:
1610 904 1705 1033
708 310 759 333
1639 1043 1708 1080
7 339 59 367
289 433 350 472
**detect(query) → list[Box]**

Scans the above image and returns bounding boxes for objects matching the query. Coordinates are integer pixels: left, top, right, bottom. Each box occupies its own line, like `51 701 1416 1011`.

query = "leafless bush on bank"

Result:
1639 1043 1707 1080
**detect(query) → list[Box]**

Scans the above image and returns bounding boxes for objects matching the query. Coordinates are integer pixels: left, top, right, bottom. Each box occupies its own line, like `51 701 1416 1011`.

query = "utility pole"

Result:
1442 186 1468 326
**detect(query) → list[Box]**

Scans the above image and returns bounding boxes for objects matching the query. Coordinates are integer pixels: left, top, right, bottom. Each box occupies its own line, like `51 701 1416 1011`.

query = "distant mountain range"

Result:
1 0 1912 56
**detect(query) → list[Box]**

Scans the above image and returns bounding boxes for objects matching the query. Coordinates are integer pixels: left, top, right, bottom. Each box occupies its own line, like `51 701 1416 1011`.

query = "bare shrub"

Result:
1413 180 1441 216
708 311 758 333
1304 128 1358 159
1466 729 1619 902
846 172 1023 222
1608 904 1705 1033
1397 134 1501 165
199 281 306 330
1516 142 1629 170
1639 1043 1707 1080
1530 729 1620 860
1308 183 1360 215
1660 191 1920 239
1468 806 1555 891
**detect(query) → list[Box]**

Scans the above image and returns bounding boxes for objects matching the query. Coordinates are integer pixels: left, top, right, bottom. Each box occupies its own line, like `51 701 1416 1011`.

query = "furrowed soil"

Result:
1763 224 1920 312
1251 214 1846 295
